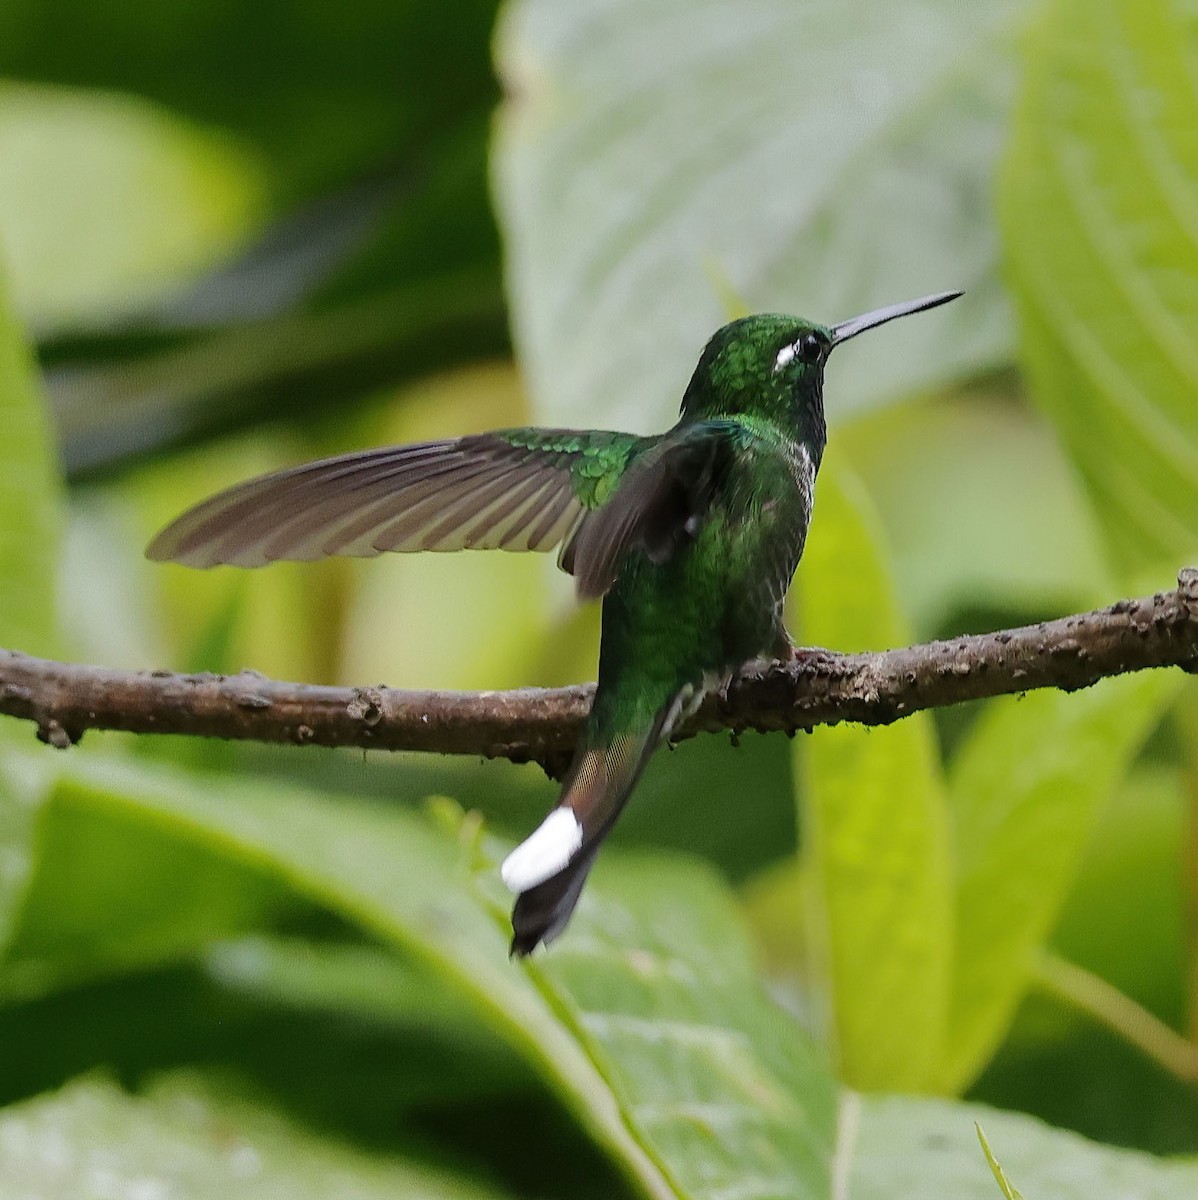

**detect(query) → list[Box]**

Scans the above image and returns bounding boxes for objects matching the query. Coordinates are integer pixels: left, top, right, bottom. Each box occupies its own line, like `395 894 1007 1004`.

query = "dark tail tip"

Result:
509 848 598 957
509 925 540 958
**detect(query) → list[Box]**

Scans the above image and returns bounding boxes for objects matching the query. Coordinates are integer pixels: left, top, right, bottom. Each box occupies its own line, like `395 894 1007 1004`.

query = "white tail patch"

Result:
501 808 584 893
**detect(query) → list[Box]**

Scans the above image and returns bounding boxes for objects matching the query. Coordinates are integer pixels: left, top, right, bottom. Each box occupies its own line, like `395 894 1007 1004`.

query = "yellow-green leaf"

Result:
0 82 264 332
1001 0 1198 576
0 265 61 657
938 671 1180 1091
0 1076 506 1200
790 462 952 1091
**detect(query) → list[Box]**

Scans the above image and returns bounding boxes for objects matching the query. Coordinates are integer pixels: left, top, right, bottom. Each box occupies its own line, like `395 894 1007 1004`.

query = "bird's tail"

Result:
501 686 698 955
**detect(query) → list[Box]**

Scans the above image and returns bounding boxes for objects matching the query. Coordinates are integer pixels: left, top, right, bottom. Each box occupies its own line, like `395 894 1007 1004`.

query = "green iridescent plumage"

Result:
147 290 961 954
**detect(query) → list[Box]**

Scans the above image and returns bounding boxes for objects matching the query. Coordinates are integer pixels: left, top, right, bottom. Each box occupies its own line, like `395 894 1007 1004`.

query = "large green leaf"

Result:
5 754 837 1200
1001 0 1198 575
204 933 526 1085
0 1075 507 1200
533 866 833 1199
0 950 537 1155
938 671 1181 1092
0 786 289 999
851 1094 1198 1197
9 1008 1198 1200
494 0 1030 433
789 463 952 1091
9 750 1198 1194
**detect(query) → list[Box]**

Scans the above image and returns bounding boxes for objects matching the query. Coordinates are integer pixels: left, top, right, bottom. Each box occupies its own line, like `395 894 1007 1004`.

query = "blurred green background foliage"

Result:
1 0 1197 1195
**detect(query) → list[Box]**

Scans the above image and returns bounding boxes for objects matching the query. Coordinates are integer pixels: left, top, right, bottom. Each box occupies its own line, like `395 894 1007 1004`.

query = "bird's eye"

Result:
797 332 825 364
775 332 827 372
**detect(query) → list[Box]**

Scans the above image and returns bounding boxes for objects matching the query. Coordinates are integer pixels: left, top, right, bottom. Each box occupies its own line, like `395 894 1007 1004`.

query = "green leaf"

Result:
8 1053 1198 1200
1051 765 1187 1022
850 1094 1198 1197
789 462 952 1091
0 760 48 959
494 0 1031 433
0 263 62 657
0 83 265 332
12 750 1198 1194
533 864 834 1199
977 1122 1027 1200
1 784 289 998
1001 0 1198 575
839 388 1115 634
0 1075 508 1200
0 265 62 957
8 754 838 1200
0 7 507 475
204 934 526 1083
0 1 500 210
938 670 1181 1092
202 936 545 1129
0 953 535 1148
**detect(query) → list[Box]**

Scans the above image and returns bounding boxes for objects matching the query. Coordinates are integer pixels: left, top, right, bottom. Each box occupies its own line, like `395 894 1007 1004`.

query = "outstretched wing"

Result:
146 429 645 570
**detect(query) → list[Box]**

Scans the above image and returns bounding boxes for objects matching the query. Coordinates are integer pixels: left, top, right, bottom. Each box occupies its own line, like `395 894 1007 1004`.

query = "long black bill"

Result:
830 289 962 347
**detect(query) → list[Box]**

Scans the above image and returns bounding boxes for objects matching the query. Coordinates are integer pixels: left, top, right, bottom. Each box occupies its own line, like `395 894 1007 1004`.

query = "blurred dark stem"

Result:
1 569 1197 776
46 266 509 481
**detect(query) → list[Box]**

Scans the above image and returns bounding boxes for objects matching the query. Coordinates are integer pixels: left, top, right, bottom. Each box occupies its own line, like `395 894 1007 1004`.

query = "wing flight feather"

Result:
148 422 739 597
147 431 636 571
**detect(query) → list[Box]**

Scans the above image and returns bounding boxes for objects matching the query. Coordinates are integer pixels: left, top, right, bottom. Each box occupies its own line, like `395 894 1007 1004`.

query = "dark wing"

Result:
565 420 742 599
146 429 644 570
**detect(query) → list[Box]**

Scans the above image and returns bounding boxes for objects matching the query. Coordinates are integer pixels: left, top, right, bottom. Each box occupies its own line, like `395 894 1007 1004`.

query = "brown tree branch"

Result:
2 568 1196 774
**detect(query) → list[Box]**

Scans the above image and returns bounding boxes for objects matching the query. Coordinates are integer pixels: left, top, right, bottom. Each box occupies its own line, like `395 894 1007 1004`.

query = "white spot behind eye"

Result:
774 344 796 371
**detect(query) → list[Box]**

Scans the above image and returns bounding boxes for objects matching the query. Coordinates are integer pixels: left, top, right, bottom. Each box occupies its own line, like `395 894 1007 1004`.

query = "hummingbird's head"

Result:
680 291 962 454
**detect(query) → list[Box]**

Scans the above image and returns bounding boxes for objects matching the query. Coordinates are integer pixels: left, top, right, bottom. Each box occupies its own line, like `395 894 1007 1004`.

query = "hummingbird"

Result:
148 289 960 954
